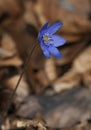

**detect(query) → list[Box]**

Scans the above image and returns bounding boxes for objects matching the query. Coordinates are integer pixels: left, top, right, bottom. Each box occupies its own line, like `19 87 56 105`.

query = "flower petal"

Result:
52 35 66 47
41 42 50 58
38 22 49 42
46 22 63 35
43 49 50 58
40 22 48 33
48 46 62 58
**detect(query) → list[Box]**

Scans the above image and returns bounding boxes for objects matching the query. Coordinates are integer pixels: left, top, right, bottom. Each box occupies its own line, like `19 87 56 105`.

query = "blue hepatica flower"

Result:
38 22 66 58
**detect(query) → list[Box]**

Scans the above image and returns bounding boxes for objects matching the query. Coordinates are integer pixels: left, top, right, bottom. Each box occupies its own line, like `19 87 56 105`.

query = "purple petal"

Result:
46 22 63 35
43 49 50 58
48 46 62 58
40 22 48 33
38 22 49 42
41 43 50 58
52 35 66 47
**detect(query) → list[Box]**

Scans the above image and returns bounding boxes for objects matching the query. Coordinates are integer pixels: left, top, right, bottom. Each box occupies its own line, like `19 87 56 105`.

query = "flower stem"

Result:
0 43 38 126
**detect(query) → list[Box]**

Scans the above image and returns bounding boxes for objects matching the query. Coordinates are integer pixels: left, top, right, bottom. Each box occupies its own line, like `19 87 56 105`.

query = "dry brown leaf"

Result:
44 58 57 82
0 48 14 59
36 70 49 87
53 45 91 93
4 75 30 98
0 0 23 17
0 55 22 67
53 69 80 93
23 0 39 27
73 46 91 73
82 70 91 89
1 33 17 54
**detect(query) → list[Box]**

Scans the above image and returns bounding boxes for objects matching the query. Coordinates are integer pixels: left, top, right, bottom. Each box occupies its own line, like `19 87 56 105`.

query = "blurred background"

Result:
0 0 91 129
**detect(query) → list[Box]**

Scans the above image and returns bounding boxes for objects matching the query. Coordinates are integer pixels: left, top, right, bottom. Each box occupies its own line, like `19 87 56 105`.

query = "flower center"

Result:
43 35 49 43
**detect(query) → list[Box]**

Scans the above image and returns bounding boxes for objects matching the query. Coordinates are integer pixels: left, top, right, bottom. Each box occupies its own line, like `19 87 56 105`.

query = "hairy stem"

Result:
0 43 38 126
